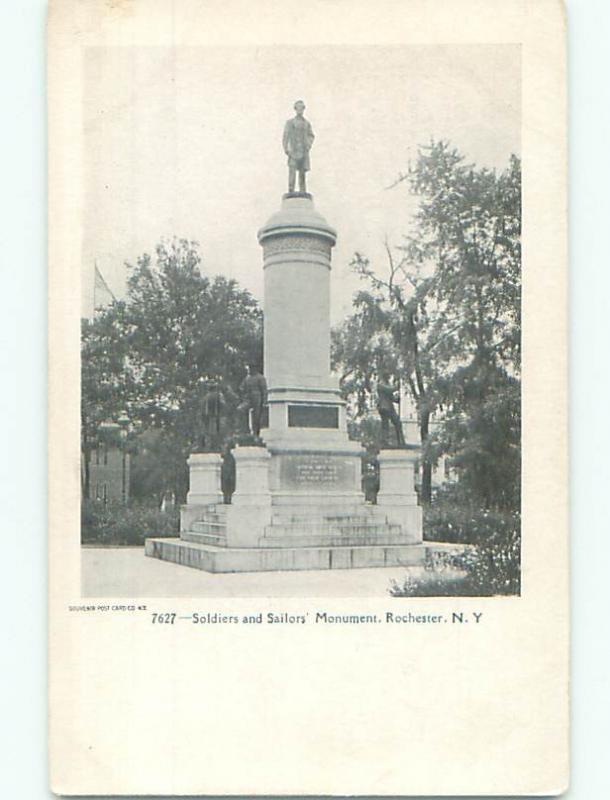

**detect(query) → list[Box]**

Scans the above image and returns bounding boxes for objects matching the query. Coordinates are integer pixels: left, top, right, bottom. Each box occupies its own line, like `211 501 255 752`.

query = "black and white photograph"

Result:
80 43 522 598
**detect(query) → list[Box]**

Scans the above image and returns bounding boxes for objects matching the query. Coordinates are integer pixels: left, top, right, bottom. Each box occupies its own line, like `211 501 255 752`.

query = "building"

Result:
87 441 130 504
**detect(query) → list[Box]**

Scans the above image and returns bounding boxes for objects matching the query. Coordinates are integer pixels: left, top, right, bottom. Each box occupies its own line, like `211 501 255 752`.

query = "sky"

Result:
82 44 520 321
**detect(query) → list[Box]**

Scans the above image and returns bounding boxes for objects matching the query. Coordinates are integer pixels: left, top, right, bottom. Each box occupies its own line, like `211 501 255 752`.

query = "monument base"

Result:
145 444 430 574
144 193 435 575
145 535 468 574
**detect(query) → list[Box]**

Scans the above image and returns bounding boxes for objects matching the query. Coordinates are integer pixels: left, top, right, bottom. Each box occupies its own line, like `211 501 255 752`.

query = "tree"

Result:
81 238 263 503
81 305 134 499
333 252 441 501
406 143 521 509
333 142 521 509
331 291 398 418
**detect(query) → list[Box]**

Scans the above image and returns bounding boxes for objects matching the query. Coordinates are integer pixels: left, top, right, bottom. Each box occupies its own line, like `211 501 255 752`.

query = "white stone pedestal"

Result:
181 453 224 532
376 448 422 543
226 447 272 547
186 453 223 506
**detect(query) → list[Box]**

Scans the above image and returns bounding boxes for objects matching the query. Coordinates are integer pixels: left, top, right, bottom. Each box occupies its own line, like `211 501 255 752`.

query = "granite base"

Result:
144 538 467 574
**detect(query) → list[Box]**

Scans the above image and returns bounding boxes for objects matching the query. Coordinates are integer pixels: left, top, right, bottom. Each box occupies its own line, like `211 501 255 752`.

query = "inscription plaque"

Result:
288 404 339 428
278 453 355 491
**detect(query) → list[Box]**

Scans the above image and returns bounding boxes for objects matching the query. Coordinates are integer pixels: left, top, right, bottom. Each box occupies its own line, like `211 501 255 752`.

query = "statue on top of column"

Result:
283 100 315 194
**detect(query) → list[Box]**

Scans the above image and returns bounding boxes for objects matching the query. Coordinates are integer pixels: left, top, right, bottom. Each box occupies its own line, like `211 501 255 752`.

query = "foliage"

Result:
423 497 520 545
81 238 263 503
389 535 520 596
128 429 178 506
346 416 383 453
332 141 521 509
123 238 262 421
81 305 135 499
81 500 179 546
389 501 521 596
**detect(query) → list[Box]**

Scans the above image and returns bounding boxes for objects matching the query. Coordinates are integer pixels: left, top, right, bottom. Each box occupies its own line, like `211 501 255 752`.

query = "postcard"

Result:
49 0 568 794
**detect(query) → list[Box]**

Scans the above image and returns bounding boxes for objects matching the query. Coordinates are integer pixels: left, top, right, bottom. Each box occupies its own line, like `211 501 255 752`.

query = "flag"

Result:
93 263 115 311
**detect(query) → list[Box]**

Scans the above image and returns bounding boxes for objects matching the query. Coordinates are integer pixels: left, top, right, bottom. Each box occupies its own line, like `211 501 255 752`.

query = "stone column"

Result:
258 194 337 392
257 193 354 450
226 447 272 547
186 453 223 506
376 449 422 543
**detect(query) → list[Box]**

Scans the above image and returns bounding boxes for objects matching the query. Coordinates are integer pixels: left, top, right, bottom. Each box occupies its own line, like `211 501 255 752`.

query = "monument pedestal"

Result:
146 194 437 573
225 447 272 547
180 453 224 532
375 448 423 544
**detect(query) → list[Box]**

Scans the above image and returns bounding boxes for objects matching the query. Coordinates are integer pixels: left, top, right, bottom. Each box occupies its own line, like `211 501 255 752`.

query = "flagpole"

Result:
93 259 98 313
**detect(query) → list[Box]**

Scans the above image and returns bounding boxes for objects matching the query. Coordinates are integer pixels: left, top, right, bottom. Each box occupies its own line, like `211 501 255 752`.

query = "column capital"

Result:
232 446 271 464
187 452 223 468
378 447 420 465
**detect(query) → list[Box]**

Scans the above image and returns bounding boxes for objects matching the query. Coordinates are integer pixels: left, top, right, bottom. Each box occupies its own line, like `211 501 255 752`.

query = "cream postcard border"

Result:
49 0 568 795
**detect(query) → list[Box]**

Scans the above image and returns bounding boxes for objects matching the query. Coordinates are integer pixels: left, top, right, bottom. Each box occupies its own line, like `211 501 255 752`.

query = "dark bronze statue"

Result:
283 100 315 194
377 376 405 447
238 364 268 438
197 380 226 452
221 441 236 503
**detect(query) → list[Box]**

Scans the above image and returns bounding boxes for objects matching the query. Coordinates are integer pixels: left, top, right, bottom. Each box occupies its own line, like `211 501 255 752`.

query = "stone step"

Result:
145 537 435 573
259 532 412 548
270 504 367 516
272 516 380 527
270 513 382 526
192 520 227 534
201 511 227 521
201 504 228 517
181 531 228 547
261 517 407 549
269 521 398 533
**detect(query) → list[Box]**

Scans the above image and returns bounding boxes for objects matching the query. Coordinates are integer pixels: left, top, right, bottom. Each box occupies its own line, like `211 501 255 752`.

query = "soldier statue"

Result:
377 375 406 447
238 364 268 438
283 100 315 194
197 380 226 452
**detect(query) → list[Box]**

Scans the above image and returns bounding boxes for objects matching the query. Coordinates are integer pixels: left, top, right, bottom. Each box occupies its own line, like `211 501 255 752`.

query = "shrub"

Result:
81 500 180 546
424 503 520 546
390 573 469 597
389 501 521 597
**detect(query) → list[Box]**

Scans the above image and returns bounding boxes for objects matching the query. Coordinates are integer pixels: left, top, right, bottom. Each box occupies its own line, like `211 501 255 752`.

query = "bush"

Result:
81 500 180 546
389 501 521 597
390 573 470 597
424 502 520 546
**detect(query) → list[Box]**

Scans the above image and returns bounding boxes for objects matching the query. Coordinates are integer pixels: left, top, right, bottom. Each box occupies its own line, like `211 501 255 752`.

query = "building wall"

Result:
88 444 130 503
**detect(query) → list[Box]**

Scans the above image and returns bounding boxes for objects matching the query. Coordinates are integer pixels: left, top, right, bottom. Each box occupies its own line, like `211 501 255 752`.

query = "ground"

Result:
81 546 429 597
